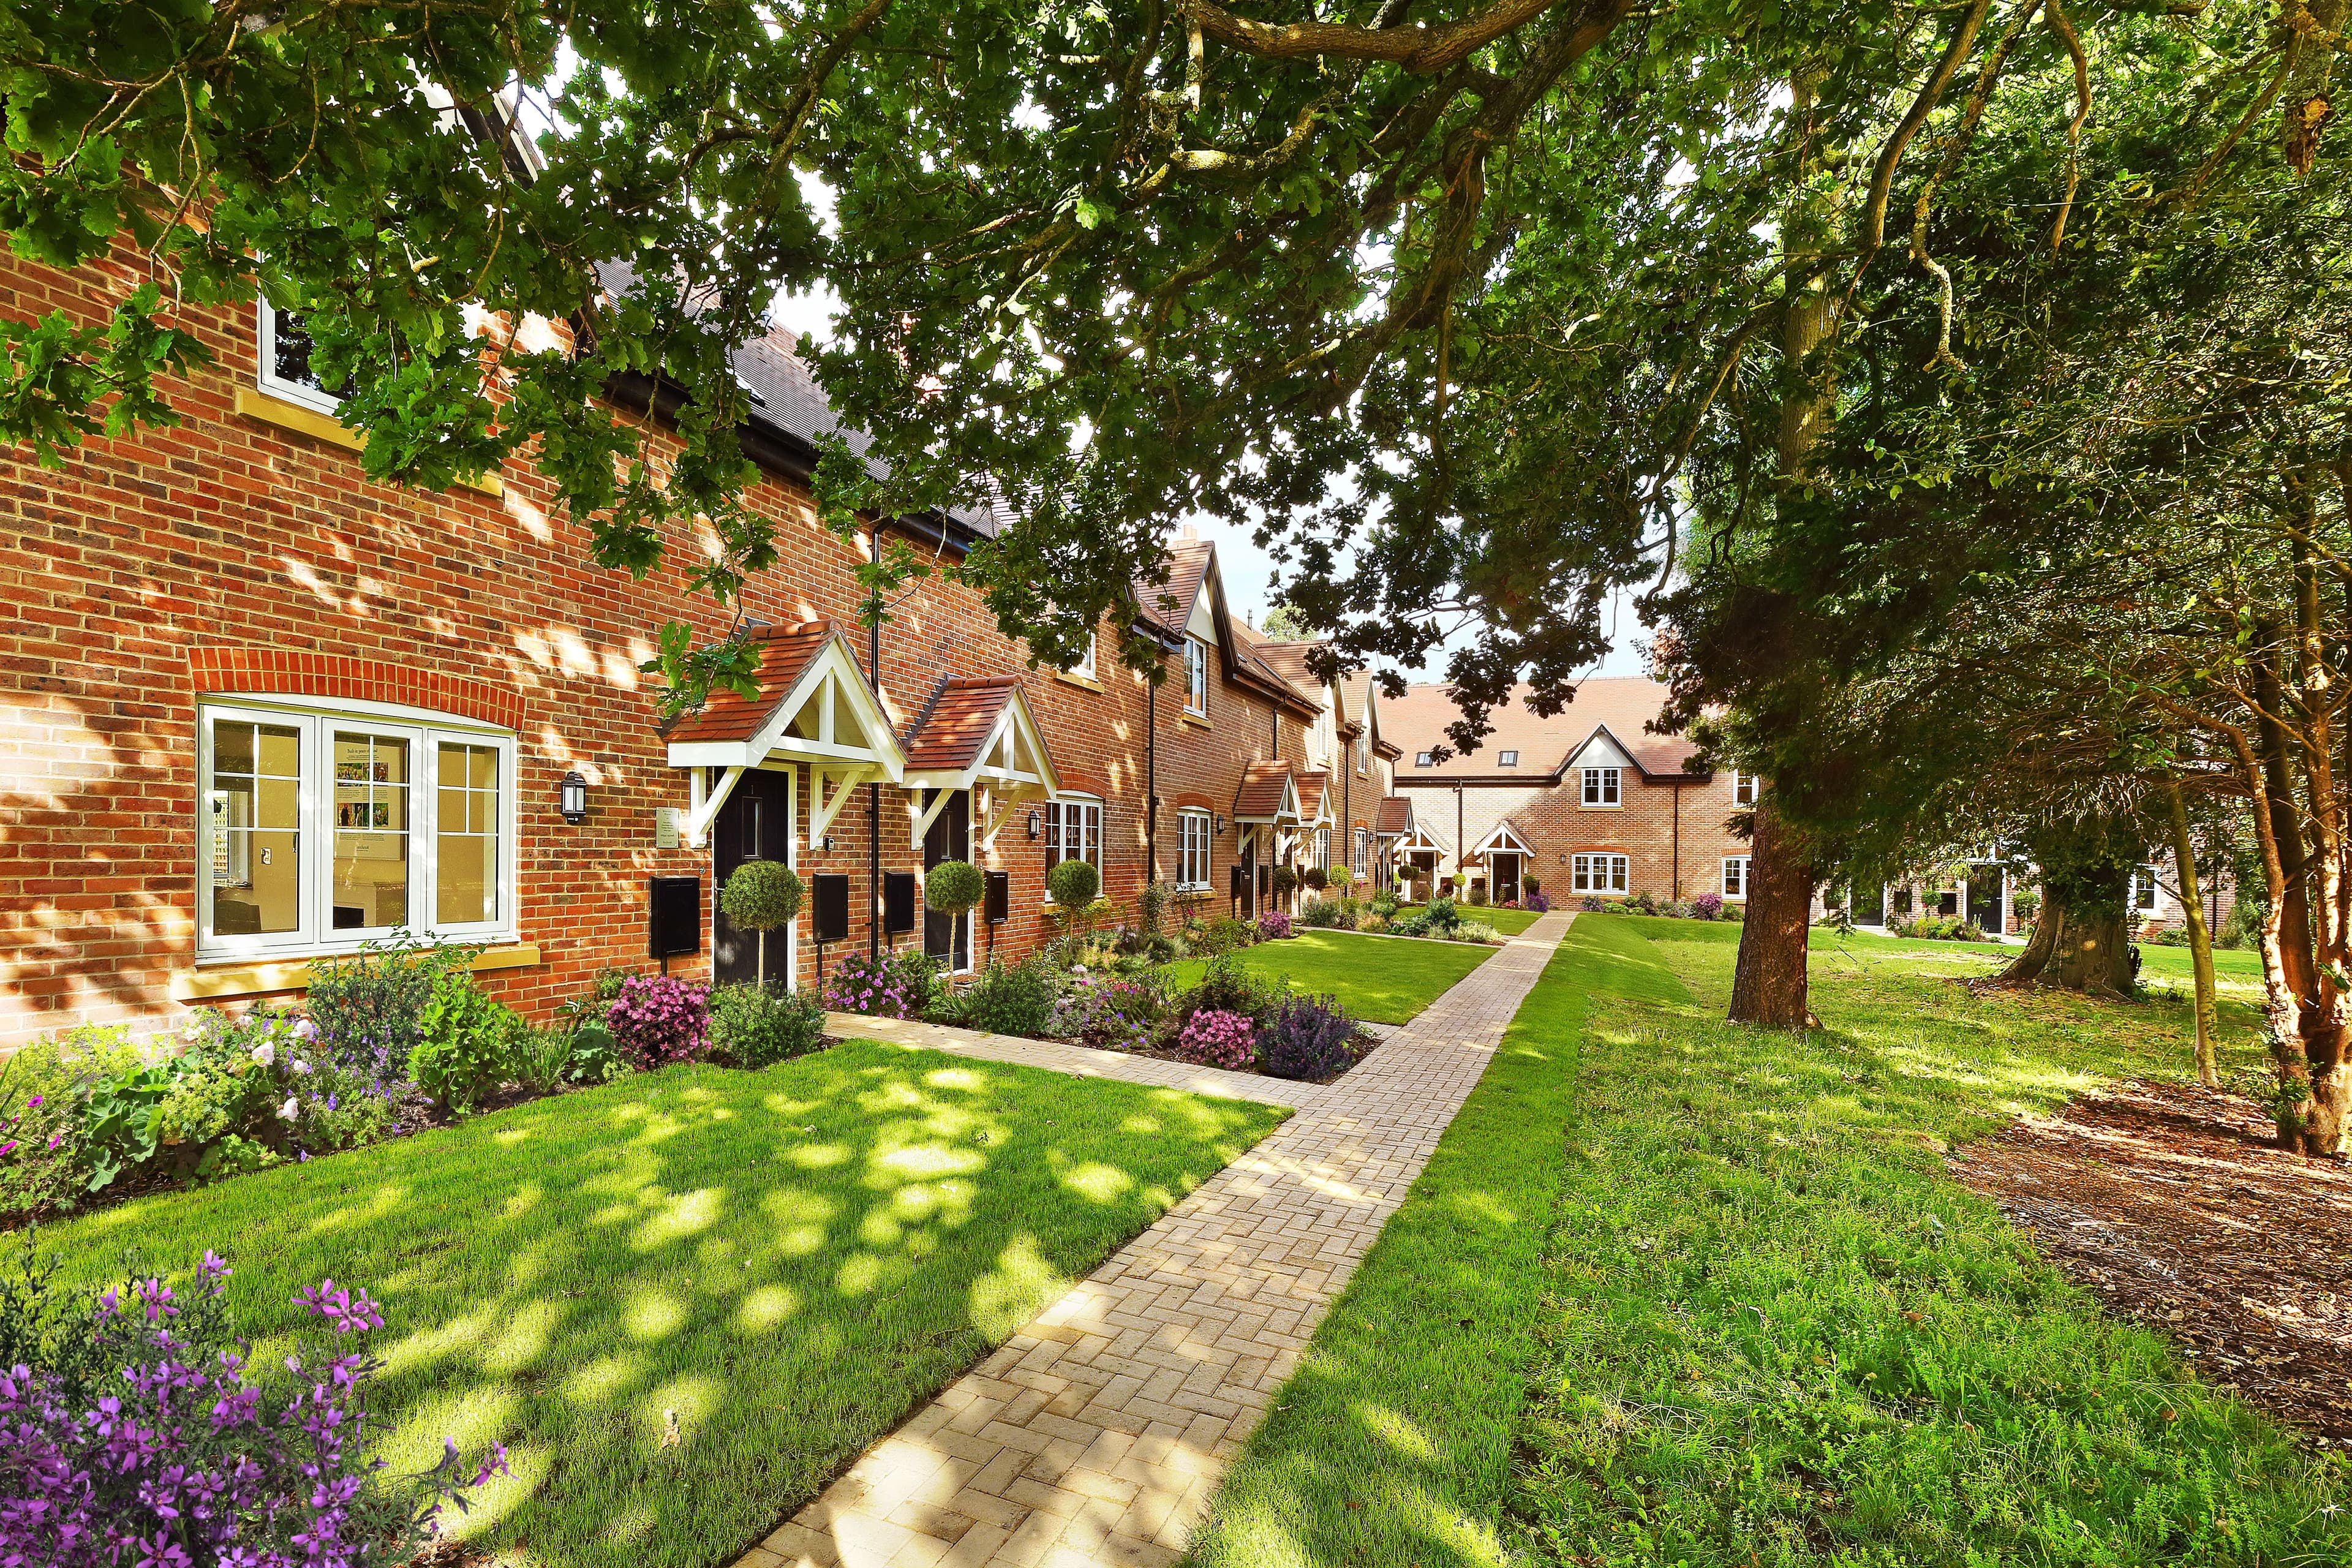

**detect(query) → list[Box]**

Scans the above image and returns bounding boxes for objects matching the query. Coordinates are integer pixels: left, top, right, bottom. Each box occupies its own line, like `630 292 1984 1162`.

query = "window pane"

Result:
332 731 410 930
437 742 501 924
208 718 302 938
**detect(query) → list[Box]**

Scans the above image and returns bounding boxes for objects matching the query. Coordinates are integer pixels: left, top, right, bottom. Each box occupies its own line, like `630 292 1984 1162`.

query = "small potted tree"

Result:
924 859 986 981
720 859 805 989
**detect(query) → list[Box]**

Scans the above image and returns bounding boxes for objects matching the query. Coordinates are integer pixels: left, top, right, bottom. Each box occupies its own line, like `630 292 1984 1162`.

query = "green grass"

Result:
30 1041 1287 1568
1188 914 2350 1567
1162 929 1497 1023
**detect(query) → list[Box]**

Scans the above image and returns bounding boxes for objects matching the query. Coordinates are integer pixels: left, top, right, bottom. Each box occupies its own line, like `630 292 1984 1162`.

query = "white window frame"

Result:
1044 796 1103 899
1414 751 1434 767
2132 864 2160 912
1355 737 1366 777
1733 772 1759 807
1581 766 1622 807
1070 629 1097 680
257 300 346 417
1571 853 1629 894
1722 856 1751 899
1498 750 1519 767
1177 810 1213 891
1314 826 1332 869
1185 638 1210 715
197 696 519 962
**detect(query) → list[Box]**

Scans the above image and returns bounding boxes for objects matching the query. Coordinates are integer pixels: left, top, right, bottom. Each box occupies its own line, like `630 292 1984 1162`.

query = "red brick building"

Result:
0 243 1400 1049
1379 678 1756 906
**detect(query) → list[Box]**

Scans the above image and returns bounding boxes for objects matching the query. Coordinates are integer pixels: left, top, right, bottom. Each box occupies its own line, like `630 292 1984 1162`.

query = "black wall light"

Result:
558 771 589 824
1026 809 1042 840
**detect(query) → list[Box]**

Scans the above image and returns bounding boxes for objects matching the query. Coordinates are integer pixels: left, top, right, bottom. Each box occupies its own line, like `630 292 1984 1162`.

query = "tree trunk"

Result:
2164 780 2221 1088
1728 800 1817 1028
2046 899 2136 995
1997 883 2062 983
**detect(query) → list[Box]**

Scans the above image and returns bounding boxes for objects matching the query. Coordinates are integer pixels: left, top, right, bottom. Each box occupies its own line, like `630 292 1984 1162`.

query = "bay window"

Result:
199 699 517 958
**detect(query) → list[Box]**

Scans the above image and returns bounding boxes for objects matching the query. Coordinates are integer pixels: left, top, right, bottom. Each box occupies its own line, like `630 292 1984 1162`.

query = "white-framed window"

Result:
1355 737 1366 776
257 300 347 417
1354 827 1369 874
1722 856 1751 899
198 698 517 960
1581 766 1622 806
1498 750 1519 767
1570 853 1629 894
1070 629 1097 680
1044 797 1102 894
1414 751 1434 767
1315 826 1332 869
2132 864 2160 911
1185 638 1210 715
1177 810 1213 891
1733 772 1760 807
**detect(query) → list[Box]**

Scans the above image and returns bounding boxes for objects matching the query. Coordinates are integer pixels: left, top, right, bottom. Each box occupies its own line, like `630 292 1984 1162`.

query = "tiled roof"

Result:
1233 759 1295 820
1252 639 1325 693
663 620 839 744
1296 769 1330 818
1383 677 1698 780
1336 669 1374 736
903 675 1023 772
1129 539 1214 638
1374 795 1415 834
1227 620 1319 710
597 261 1000 538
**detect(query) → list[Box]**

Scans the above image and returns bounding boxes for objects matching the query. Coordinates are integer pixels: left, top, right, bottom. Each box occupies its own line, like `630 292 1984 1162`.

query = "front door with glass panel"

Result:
924 790 971 970
713 768 795 987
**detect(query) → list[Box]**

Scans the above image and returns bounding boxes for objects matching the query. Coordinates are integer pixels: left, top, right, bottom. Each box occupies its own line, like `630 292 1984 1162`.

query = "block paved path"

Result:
735 911 1574 1568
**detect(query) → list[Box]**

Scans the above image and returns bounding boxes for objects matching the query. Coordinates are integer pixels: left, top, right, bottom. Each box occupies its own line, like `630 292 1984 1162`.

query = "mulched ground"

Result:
1949 1077 2352 1443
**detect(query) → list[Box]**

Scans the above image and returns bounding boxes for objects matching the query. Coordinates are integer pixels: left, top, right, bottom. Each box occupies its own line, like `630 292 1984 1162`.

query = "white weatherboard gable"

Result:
1566 729 1633 772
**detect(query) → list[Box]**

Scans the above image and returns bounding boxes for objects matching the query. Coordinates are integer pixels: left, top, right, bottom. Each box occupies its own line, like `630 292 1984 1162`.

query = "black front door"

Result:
1494 854 1521 903
922 790 970 970
713 768 793 987
1855 880 1886 925
1967 869 2005 933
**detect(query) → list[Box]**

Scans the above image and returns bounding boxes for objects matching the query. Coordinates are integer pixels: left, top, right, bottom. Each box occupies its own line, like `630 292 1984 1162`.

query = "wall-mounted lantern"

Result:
1214 814 1226 835
559 771 589 824
1027 809 1042 840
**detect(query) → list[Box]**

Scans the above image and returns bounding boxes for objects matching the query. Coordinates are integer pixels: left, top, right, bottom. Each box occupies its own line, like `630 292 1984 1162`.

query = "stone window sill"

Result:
1179 712 1211 730
1054 669 1105 693
235 388 505 498
173 943 542 1002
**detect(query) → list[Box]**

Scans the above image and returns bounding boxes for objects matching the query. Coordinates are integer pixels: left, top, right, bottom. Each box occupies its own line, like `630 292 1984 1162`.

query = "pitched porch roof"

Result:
1373 794 1415 835
900 674 1061 846
1468 818 1535 863
1233 759 1300 824
1295 769 1332 826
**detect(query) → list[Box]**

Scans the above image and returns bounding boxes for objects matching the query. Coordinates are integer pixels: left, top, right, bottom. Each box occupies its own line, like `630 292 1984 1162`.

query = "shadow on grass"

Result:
29 1040 1287 1568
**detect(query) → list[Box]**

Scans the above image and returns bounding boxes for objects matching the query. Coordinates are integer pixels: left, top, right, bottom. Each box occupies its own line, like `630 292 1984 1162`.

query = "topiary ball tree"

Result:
1270 864 1299 898
720 859 805 987
925 859 986 918
1301 865 1329 892
1046 857 1101 908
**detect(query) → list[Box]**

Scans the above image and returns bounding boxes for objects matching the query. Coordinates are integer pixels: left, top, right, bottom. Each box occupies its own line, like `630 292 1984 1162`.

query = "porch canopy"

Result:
663 619 907 850
901 674 1061 846
1295 769 1332 828
1467 818 1534 865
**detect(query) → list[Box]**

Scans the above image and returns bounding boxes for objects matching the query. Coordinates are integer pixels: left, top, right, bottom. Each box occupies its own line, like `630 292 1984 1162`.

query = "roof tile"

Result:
665 620 839 744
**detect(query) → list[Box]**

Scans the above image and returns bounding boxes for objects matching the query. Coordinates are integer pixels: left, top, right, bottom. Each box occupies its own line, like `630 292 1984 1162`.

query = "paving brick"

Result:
727 914 1570 1568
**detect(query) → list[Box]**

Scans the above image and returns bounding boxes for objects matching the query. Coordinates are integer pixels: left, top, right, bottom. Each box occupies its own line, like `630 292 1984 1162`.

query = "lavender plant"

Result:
1255 995 1357 1082
0 1242 505 1564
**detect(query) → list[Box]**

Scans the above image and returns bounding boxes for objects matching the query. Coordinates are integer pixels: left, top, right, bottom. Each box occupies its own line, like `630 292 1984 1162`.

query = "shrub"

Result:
709 982 829 1067
1722 902 1746 923
1301 865 1329 891
1299 897 1348 930
821 948 938 1019
1270 865 1299 897
1256 994 1355 1080
1390 911 1432 938
1468 884 1490 907
564 1019 628 1083
1191 915 1256 956
606 974 711 1068
0 1241 503 1565
1580 895 1607 913
410 968 529 1111
924 859 986 920
0 1027 146 1216
1662 899 1694 919
1052 973 1164 1051
960 957 1060 1038
513 1023 577 1094
1524 875 1541 895
1358 912 1391 933
1629 889 1660 915
1178 953 1283 1031
1172 1009 1255 1070
1257 910 1294 940
1457 921 1499 944
1691 892 1724 919
1425 895 1462 933
1371 891 1401 917
304 932 485 1077
1136 879 1174 935
1329 862 1354 887
1526 892 1552 913
1047 857 1101 908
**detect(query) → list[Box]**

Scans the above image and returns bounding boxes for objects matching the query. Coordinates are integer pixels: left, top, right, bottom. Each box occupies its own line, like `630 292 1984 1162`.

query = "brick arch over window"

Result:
1171 792 1219 812
189 647 530 732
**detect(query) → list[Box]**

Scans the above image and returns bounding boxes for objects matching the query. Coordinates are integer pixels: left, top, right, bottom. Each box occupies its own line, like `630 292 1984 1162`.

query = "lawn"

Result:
26 1040 1287 1568
1163 928 1496 1023
1188 913 2349 1567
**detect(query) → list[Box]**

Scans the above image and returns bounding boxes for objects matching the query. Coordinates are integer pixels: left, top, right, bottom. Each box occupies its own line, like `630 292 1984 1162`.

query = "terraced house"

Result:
0 241 1403 1049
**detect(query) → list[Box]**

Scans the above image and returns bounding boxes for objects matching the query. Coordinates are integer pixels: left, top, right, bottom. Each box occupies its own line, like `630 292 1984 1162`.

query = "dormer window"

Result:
1498 750 1519 767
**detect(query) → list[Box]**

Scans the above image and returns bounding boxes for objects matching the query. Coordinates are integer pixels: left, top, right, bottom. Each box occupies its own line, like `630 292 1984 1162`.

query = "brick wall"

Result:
1393 768 1750 904
0 241 1317 1047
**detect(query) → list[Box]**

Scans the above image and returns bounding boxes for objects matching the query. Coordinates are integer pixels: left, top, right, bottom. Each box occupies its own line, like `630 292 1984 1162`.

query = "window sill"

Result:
173 943 541 1002
1179 712 1210 730
1054 669 1105 693
1578 803 1624 810
235 388 505 498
